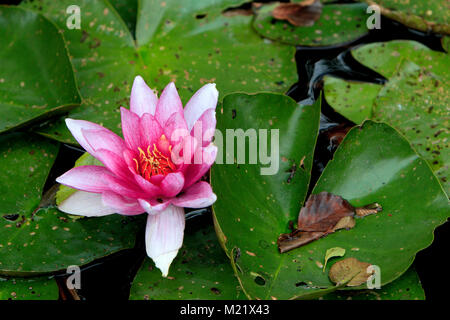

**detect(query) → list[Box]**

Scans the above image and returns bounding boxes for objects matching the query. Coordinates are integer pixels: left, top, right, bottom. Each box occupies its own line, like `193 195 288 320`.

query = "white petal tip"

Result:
153 250 179 277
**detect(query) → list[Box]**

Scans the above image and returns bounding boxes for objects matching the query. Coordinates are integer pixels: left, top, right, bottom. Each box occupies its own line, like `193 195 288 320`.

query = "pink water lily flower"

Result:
56 76 218 276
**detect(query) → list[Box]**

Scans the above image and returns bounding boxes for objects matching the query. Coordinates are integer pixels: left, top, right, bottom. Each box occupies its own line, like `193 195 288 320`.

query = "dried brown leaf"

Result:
272 0 323 27
329 257 374 287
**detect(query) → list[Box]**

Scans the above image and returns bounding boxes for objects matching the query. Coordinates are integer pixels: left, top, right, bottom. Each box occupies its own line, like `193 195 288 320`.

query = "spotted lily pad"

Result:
0 6 81 133
0 276 58 300
322 267 425 300
359 0 450 35
129 223 245 300
22 0 297 144
253 2 369 47
0 133 144 276
212 93 448 299
324 40 449 193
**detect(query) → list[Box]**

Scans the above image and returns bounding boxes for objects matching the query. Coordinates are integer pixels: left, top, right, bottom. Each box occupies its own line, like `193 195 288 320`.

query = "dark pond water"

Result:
3 0 447 300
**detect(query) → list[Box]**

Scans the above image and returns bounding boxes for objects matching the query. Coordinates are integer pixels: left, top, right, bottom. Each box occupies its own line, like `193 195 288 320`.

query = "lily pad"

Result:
212 92 321 300
0 276 58 300
22 0 297 144
359 0 450 35
0 6 80 133
0 133 144 276
253 2 369 47
130 223 245 300
212 92 448 299
324 40 449 193
322 267 425 300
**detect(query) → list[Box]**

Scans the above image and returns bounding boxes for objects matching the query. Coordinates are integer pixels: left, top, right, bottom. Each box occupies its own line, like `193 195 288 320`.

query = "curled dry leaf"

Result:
277 192 382 253
329 257 374 287
272 0 323 27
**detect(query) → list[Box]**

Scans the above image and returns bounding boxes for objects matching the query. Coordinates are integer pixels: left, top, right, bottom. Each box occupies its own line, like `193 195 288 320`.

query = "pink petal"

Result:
58 191 116 217
94 148 131 182
121 107 141 151
145 205 185 277
182 144 217 189
160 172 185 197
190 109 216 147
130 76 158 117
56 165 112 193
65 118 122 155
155 82 183 127
184 83 218 131
138 198 170 215
102 191 144 215
103 174 148 199
82 128 126 157
133 173 162 197
140 113 163 149
164 112 188 144
172 181 217 208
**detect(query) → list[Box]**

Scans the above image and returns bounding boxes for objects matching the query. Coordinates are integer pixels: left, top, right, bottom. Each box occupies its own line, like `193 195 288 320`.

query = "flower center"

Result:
133 142 176 180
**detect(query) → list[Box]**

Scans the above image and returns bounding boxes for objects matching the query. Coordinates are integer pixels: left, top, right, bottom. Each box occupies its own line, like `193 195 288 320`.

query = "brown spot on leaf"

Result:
272 0 323 27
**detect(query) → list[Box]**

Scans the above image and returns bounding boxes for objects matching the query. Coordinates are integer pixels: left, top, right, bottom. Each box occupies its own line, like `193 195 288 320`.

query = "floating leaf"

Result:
22 0 297 143
253 2 369 46
213 111 449 299
0 276 58 300
0 134 144 276
324 40 450 193
323 247 346 272
329 257 373 287
0 6 80 133
359 0 450 35
130 223 245 300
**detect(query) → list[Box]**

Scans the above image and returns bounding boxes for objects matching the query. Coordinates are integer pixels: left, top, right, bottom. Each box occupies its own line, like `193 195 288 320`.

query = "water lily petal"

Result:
130 75 158 117
184 83 218 131
65 118 122 156
95 148 132 182
160 172 185 197
190 109 216 147
121 107 142 151
164 111 188 144
155 82 183 127
58 191 116 216
182 144 218 189
145 205 185 277
172 181 217 208
133 173 162 197
103 174 149 199
101 191 144 215
138 198 170 215
140 113 163 148
82 128 126 157
56 165 112 193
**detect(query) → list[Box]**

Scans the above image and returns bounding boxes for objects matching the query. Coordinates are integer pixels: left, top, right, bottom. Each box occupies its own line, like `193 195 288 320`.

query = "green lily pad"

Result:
324 40 449 193
321 267 425 300
359 0 450 35
0 133 59 216
211 92 321 300
212 93 448 299
443 36 450 52
0 133 144 276
0 6 80 133
0 276 58 300
22 0 297 144
110 0 138 37
253 2 369 47
130 223 245 300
